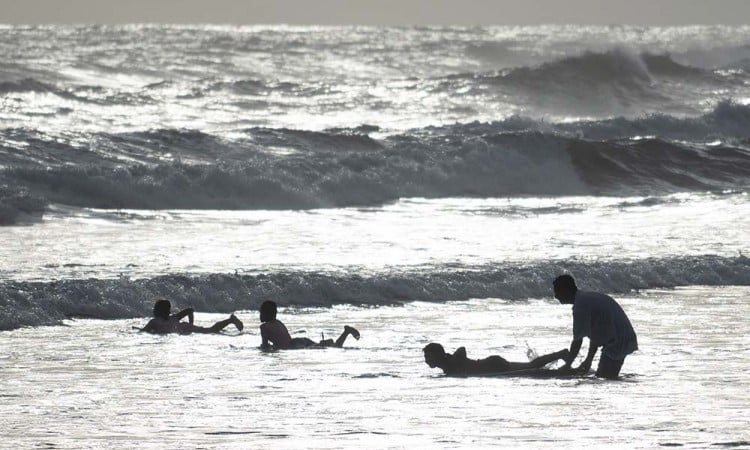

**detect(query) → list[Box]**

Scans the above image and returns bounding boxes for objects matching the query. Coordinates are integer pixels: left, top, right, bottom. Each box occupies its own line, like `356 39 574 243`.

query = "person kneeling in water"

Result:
259 300 360 350
423 343 568 376
141 299 244 334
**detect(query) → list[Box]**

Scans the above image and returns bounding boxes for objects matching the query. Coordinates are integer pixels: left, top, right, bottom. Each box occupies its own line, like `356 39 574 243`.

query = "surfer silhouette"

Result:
423 343 569 376
259 300 360 350
141 299 243 334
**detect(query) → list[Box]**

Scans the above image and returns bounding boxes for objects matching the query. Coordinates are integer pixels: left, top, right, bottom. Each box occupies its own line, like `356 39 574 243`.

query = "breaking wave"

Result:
500 50 707 85
2 255 749 330
2 137 748 217
436 50 744 116
2 102 750 223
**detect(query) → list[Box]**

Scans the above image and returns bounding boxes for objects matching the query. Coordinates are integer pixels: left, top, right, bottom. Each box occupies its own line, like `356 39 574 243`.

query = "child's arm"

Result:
172 307 195 324
140 319 156 333
260 323 272 349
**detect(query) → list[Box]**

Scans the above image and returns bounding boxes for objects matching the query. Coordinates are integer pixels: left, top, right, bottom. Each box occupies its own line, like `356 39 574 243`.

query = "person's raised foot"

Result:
345 325 360 340
231 314 244 331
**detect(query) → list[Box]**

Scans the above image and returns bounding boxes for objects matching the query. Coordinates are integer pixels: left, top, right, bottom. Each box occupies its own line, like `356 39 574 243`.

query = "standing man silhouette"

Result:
553 275 638 379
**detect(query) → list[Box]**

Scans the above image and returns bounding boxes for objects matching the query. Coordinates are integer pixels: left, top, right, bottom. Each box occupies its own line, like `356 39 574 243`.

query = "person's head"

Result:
423 343 447 368
260 300 278 323
553 274 577 304
153 299 172 320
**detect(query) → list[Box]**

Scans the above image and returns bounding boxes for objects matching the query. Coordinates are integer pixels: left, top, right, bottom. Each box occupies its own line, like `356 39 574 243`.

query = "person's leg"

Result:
329 325 360 347
508 349 569 370
288 337 317 348
595 354 624 379
530 349 569 368
204 314 244 333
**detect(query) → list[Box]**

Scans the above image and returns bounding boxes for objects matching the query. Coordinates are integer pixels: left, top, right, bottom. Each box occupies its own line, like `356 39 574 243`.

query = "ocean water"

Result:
2 25 750 448
2 288 749 448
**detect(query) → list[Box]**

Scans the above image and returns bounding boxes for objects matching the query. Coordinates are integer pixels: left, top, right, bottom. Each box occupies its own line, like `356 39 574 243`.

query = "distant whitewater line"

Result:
2 45 749 119
0 51 711 95
1 103 749 225
2 255 749 330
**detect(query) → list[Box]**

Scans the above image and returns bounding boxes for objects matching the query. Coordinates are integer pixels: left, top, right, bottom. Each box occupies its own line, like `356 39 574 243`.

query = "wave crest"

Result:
2 255 749 330
2 103 750 223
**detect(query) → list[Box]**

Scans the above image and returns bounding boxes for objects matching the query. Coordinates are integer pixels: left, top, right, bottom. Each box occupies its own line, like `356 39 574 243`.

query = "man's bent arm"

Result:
565 338 582 367
578 339 599 372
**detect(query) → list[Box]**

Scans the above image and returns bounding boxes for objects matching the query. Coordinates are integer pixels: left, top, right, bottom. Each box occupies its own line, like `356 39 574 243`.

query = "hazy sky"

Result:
2 0 750 26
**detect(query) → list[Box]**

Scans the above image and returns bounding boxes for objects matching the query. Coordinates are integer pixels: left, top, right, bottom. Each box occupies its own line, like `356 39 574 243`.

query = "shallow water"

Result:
2 286 748 449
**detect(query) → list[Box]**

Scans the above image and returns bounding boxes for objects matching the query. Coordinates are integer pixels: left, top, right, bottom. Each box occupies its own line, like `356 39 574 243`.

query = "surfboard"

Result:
445 368 589 378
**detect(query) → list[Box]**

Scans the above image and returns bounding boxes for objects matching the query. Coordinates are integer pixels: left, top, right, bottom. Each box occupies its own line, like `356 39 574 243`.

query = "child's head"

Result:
260 300 278 322
423 343 447 368
153 299 172 320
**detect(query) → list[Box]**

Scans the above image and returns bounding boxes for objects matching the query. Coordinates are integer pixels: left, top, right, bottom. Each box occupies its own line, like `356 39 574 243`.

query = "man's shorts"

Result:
596 354 624 379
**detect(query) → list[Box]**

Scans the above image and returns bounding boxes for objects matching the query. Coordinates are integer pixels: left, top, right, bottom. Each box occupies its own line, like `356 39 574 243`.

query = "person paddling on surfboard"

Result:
141 299 244 334
259 300 360 350
423 343 568 376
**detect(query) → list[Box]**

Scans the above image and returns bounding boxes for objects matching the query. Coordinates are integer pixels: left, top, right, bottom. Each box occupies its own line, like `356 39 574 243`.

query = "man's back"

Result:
573 290 638 359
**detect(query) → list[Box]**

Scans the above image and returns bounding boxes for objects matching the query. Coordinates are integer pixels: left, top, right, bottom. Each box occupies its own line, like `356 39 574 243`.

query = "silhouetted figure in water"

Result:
259 300 360 350
141 299 243 334
423 343 569 376
553 274 638 379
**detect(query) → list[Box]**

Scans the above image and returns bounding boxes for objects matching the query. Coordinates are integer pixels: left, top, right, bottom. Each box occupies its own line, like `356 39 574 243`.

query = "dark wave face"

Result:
2 102 750 223
457 50 706 90
2 255 749 330
436 50 746 117
0 78 58 94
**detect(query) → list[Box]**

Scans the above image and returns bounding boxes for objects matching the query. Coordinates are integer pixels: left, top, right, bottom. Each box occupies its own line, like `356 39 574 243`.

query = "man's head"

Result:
553 274 577 304
153 299 171 320
260 300 278 323
423 343 447 368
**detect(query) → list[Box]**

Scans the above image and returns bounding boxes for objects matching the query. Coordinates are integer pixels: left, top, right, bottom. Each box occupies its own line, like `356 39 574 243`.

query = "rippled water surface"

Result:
2 286 748 449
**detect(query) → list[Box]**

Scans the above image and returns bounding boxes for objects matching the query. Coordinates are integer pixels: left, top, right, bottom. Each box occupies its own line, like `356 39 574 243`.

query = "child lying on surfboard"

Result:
141 299 243 334
423 343 569 376
259 300 360 350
